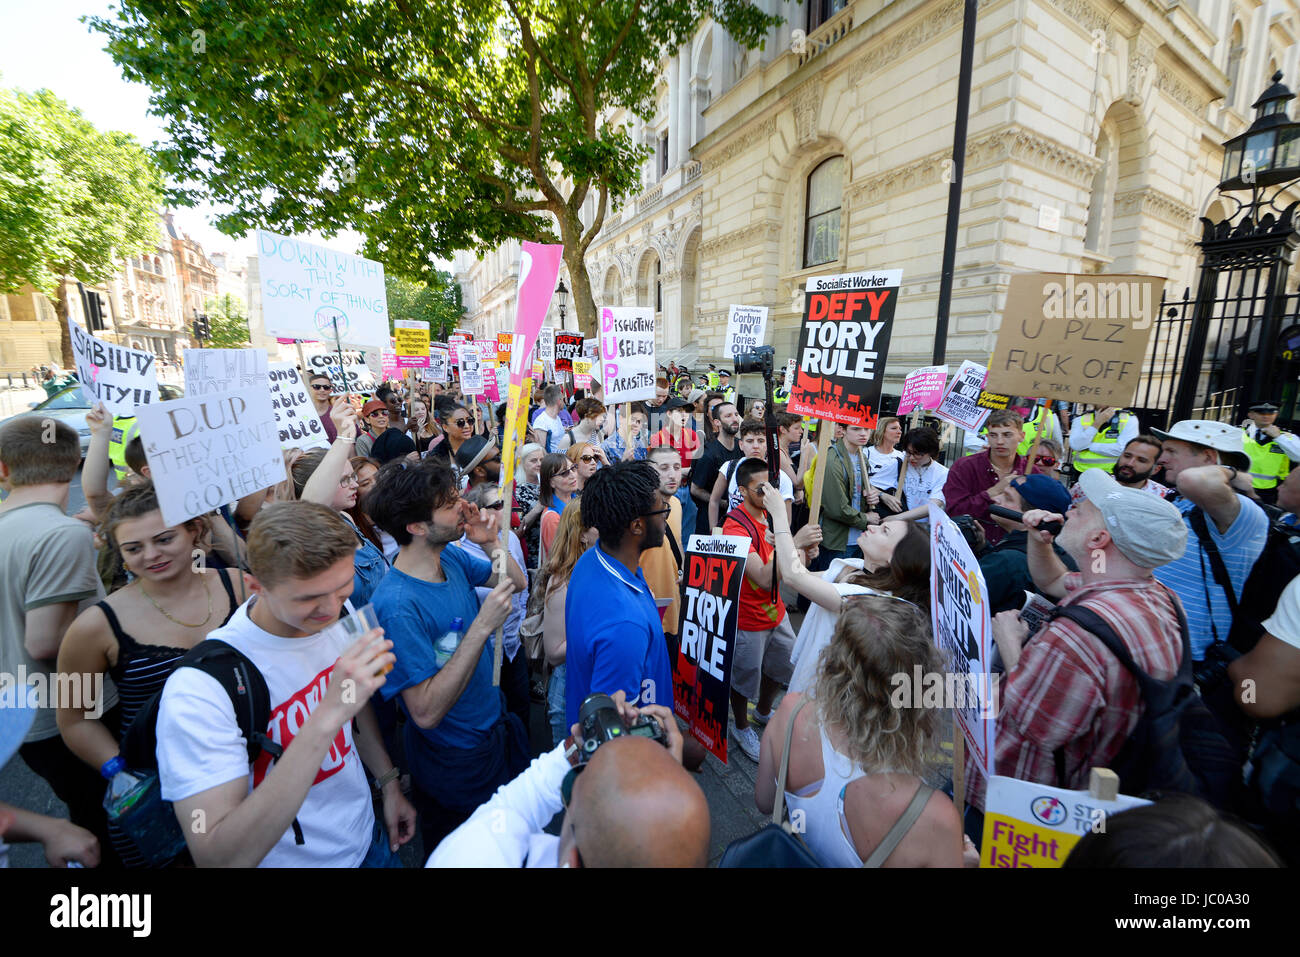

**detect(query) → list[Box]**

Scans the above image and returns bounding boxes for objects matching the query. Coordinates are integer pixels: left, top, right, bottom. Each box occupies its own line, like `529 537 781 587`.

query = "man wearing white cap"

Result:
1151 419 1269 676
963 468 1189 810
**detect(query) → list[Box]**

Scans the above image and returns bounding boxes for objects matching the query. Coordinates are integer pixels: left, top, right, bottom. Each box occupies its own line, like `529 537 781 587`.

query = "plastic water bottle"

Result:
101 756 186 862
434 617 465 668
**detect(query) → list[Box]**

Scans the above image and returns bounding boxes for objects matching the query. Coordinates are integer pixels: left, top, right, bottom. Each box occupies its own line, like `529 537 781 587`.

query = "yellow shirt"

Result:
638 494 683 635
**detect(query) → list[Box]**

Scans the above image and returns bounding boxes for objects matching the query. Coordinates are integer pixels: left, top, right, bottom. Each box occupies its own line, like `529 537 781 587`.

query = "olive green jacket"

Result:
818 439 873 553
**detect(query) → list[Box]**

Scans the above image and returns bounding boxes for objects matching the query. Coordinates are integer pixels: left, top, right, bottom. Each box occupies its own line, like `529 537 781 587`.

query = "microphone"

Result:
988 505 1063 537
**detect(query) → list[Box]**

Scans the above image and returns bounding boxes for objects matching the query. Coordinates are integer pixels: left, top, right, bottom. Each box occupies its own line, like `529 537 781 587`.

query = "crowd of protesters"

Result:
0 360 1293 870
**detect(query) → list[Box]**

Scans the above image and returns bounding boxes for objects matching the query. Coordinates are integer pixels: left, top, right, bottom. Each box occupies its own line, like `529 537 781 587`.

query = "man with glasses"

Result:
564 462 674 728
308 373 339 443
883 427 950 525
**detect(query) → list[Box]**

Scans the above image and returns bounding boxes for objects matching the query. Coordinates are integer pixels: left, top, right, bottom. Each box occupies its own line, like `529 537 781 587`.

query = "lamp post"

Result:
556 277 569 330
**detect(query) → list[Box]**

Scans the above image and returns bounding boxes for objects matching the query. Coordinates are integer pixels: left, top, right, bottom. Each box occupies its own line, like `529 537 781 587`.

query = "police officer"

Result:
1068 405 1138 474
1015 399 1063 456
107 415 141 482
1242 401 1300 505
717 370 737 405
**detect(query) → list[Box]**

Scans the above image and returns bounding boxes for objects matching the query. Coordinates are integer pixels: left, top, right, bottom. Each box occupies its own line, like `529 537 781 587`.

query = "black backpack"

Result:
1226 517 1300 653
1047 596 1241 810
121 638 304 847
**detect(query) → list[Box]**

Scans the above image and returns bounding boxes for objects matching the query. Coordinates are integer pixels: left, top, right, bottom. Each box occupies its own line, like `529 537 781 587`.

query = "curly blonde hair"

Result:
808 595 944 777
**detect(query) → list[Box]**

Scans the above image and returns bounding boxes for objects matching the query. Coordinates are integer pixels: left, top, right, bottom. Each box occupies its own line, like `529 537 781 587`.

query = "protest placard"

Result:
934 360 993 431
725 305 769 357
137 386 286 526
267 362 329 451
929 504 996 782
897 365 949 414
302 345 378 394
783 357 795 394
536 326 555 361
67 320 159 416
673 534 749 763
427 346 449 383
788 270 899 426
555 333 583 372
256 230 389 348
183 349 269 397
497 332 513 366
573 358 593 389
598 307 656 403
977 388 1011 410
986 273 1163 406
472 340 500 401
459 346 483 395
447 333 470 366
583 337 599 360
393 320 430 368
381 351 400 379
980 775 1150 868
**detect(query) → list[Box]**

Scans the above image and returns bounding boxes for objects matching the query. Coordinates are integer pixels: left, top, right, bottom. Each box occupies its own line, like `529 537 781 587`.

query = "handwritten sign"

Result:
725 305 769 357
986 273 1163 406
598 307 655 403
256 230 389 348
267 362 329 451
137 386 286 526
302 345 378 394
934 360 993 431
183 349 269 397
897 365 949 414
68 320 158 416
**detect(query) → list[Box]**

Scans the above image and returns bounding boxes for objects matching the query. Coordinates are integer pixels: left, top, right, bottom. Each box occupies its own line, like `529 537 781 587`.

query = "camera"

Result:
732 344 775 378
576 693 669 764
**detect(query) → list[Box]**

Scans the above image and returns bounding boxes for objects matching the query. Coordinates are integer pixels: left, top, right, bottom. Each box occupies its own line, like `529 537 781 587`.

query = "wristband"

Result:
373 766 400 791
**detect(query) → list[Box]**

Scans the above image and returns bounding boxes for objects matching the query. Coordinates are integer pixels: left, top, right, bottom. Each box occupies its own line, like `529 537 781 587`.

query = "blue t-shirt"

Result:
1154 495 1268 660
564 545 673 728
369 544 497 750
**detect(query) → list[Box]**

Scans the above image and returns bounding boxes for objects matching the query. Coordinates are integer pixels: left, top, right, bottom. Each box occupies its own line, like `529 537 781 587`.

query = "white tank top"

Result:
784 721 869 868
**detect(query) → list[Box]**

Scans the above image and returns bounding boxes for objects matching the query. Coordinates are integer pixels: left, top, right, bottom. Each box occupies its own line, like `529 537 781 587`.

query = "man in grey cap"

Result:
964 468 1190 810
1241 401 1300 505
1151 419 1269 676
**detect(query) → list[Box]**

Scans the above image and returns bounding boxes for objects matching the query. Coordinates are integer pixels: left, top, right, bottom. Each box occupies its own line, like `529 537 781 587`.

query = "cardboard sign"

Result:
555 333 583 372
788 270 899 426
67 320 159 416
929 504 996 782
673 534 749 763
934 360 993 431
897 365 949 414
573 358 593 389
302 346 378 394
980 775 1150 868
598 306 656 403
725 305 769 357
256 230 388 348
459 346 483 395
393 320 430 367
267 362 329 451
183 349 269 397
986 273 1163 406
536 326 555 361
428 346 449 384
137 386 286 526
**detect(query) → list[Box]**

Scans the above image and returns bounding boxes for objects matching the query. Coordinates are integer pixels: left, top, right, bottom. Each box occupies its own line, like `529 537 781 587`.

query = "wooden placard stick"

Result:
806 422 835 528
953 725 966 820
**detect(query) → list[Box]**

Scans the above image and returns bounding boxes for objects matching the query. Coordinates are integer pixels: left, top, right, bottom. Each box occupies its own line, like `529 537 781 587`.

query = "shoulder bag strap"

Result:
862 783 934 868
665 520 683 570
1188 506 1240 619
773 698 811 827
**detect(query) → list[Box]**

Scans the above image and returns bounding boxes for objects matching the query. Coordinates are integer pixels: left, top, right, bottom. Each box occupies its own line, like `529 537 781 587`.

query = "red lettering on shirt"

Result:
252 661 351 786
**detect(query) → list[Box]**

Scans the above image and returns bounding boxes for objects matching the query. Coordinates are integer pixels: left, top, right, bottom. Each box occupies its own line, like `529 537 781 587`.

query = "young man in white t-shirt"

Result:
709 419 794 530
530 385 568 453
155 502 416 868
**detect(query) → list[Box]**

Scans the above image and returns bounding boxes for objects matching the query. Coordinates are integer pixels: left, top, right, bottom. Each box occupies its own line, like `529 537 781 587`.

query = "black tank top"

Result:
100 569 239 736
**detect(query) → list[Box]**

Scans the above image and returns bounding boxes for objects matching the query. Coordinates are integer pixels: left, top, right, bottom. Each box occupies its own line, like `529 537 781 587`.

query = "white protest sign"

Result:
137 387 286 526
725 305 769 357
256 230 389 348
427 346 449 383
459 346 483 395
928 503 996 782
583 337 599 360
67 320 159 416
267 363 329 451
934 360 992 431
183 349 269 397
302 345 378 394
536 326 555 361
783 357 796 394
598 306 656 403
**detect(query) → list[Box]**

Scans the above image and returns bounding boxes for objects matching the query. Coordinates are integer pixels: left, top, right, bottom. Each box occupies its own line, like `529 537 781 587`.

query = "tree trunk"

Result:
565 246 597 338
53 283 74 370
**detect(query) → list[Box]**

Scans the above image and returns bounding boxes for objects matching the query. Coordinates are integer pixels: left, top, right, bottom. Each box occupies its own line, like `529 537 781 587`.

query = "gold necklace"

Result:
140 577 213 628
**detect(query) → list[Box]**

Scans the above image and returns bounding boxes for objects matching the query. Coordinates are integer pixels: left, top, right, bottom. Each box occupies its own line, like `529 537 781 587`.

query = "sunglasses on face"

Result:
482 500 504 510
450 418 471 428
556 466 578 477
579 455 598 464
311 384 332 391
1034 455 1058 467
368 410 388 418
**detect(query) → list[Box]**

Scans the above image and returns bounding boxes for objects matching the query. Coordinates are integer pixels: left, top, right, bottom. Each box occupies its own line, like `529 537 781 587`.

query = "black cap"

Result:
455 435 491 469
659 396 692 411
1250 402 1280 413
719 370 731 378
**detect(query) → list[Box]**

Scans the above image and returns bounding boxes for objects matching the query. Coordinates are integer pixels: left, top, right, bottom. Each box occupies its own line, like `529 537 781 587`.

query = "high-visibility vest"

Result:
722 386 736 404
1017 404 1053 456
108 416 141 481
707 371 720 390
1243 426 1293 489
773 385 791 403
1072 412 1131 473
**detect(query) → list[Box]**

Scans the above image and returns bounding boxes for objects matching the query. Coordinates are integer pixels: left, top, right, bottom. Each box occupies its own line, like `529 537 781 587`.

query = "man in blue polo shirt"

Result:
367 460 527 851
565 461 674 726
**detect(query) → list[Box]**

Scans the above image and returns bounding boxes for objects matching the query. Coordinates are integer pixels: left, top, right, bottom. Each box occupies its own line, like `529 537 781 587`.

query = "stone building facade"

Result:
454 0 1300 395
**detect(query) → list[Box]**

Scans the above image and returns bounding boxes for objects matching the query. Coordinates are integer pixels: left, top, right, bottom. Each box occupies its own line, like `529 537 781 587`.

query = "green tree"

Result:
202 292 252 347
0 84 164 365
88 1 781 336
385 272 465 343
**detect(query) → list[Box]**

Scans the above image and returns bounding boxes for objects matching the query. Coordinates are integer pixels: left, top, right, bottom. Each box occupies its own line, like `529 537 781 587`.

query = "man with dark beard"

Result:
1071 435 1170 505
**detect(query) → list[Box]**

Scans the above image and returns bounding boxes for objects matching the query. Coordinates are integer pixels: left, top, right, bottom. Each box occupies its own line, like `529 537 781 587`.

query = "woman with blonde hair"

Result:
565 440 606 492
755 595 964 867
866 416 906 516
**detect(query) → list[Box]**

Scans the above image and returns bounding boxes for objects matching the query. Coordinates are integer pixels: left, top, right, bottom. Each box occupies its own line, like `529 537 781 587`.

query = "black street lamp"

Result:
1220 72 1300 191
556 278 569 330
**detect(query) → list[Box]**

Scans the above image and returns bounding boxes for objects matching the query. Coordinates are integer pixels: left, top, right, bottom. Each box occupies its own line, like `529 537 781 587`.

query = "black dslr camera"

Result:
576 692 669 764
732 344 775 378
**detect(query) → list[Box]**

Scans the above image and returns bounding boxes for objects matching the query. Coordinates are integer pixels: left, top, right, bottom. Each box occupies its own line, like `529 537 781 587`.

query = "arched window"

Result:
655 260 662 313
1085 127 1116 254
1226 22 1244 109
804 156 843 268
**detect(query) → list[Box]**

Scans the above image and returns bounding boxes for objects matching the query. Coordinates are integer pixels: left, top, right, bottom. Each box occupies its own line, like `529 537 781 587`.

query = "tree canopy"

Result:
202 292 252 347
386 272 465 343
88 0 781 335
